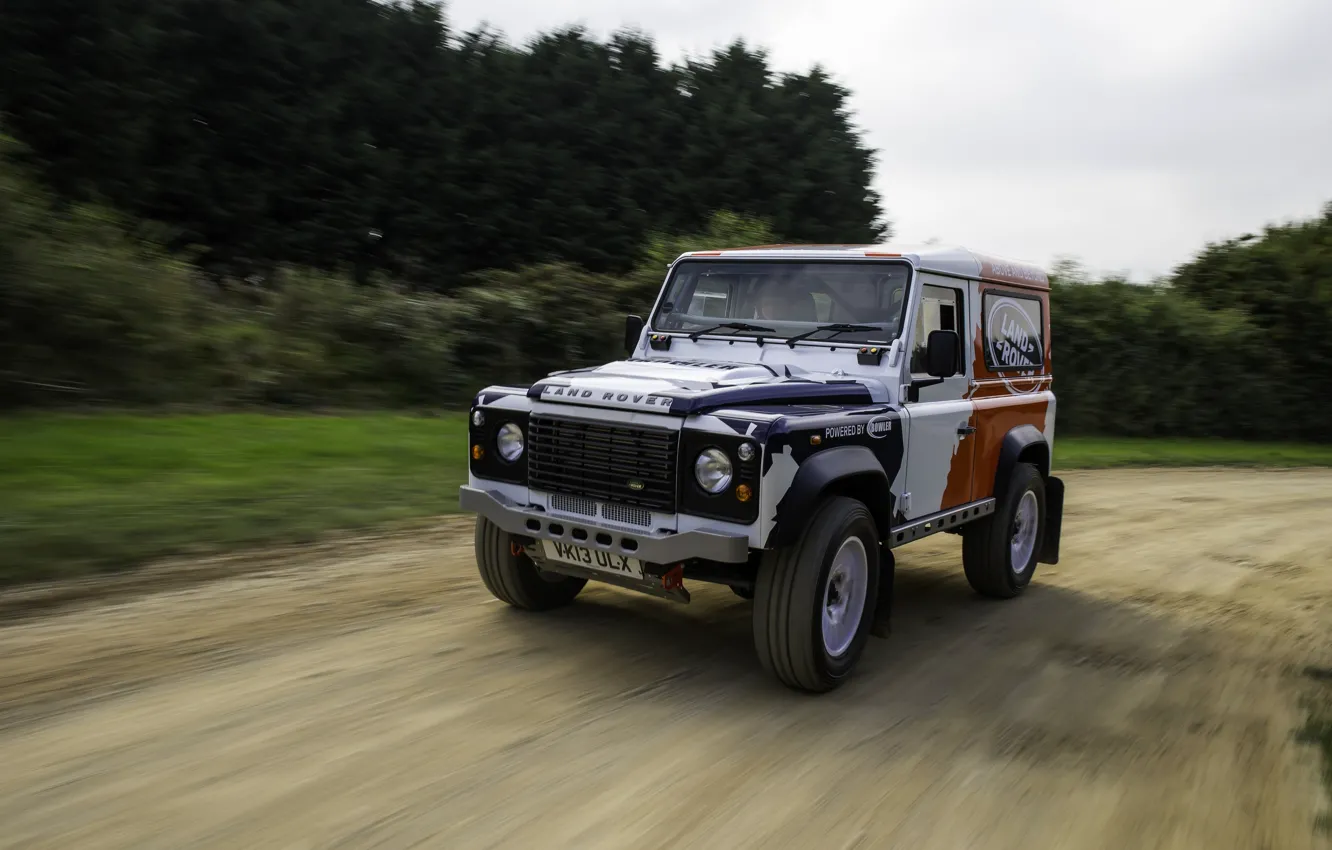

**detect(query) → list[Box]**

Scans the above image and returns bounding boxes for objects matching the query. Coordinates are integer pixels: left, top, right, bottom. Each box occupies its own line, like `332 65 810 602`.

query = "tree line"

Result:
0 0 886 285
1 2 1329 439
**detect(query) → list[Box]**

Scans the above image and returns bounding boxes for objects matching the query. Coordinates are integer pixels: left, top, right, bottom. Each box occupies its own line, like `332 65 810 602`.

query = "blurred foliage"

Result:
0 141 210 405
0 144 776 408
1049 202 1332 442
1170 203 1332 442
0 0 886 284
3 133 1331 440
1050 276 1276 440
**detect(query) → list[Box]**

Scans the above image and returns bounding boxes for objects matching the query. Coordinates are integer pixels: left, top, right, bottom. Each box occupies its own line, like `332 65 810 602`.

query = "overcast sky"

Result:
446 0 1332 281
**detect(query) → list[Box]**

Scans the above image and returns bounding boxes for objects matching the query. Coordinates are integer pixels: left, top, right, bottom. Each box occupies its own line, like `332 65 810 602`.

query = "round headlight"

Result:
471 409 486 427
694 448 733 494
496 422 524 462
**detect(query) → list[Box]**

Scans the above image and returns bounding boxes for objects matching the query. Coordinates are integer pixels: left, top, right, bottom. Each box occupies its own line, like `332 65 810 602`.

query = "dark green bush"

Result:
0 154 211 405
1051 280 1277 440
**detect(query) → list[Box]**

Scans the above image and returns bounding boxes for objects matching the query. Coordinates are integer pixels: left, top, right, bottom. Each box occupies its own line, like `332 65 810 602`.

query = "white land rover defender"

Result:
460 244 1065 692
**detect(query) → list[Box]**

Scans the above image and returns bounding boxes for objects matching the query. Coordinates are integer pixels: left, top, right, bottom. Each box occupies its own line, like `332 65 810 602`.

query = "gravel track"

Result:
2 469 1330 849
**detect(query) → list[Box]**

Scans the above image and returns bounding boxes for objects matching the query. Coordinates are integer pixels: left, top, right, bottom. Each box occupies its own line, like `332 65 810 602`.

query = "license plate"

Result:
541 541 644 580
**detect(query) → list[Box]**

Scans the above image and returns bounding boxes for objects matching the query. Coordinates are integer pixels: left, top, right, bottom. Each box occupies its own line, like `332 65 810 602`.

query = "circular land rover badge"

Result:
986 298 1043 394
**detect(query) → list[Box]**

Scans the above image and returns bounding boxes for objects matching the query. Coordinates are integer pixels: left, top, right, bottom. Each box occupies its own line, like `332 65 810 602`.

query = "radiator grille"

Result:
602 502 652 528
528 415 678 512
549 494 597 517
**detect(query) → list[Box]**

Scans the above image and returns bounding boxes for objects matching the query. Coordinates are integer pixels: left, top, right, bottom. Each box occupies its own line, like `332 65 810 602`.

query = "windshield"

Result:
651 260 911 345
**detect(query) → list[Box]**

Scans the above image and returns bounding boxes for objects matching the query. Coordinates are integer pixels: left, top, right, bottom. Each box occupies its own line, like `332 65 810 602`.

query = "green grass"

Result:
3 415 1331 586
0 413 468 585
1055 437 1332 469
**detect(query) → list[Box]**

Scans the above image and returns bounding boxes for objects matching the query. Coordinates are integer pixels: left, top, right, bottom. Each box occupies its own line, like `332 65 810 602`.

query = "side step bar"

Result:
887 498 996 549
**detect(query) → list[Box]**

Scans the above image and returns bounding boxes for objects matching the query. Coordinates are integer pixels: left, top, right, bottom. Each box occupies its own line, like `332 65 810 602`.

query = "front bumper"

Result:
459 486 750 564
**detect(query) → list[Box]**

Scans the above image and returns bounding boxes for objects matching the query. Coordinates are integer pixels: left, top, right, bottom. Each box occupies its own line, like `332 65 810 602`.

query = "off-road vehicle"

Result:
460 244 1065 692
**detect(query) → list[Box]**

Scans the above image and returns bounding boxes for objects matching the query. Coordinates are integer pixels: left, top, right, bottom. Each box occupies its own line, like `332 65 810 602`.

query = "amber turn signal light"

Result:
471 444 484 460
735 484 752 502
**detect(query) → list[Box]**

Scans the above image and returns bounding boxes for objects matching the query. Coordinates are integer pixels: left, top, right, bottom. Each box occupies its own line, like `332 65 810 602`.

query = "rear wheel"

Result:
754 497 879 693
962 462 1045 599
475 517 585 610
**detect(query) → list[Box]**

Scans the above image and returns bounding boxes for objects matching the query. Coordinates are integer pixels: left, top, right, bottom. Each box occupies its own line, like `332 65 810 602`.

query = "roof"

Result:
676 243 1049 290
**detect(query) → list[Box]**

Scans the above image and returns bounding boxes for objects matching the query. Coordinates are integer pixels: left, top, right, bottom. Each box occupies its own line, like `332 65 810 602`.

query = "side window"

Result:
982 292 1044 371
686 278 732 318
821 271 909 327
810 292 833 322
910 285 964 375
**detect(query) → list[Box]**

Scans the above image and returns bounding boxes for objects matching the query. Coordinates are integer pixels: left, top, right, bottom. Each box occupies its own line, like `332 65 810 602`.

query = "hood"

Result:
528 358 884 415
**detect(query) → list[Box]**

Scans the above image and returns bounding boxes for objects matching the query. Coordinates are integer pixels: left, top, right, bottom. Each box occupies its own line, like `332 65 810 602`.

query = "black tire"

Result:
753 496 880 693
731 585 755 600
962 462 1046 599
474 517 586 610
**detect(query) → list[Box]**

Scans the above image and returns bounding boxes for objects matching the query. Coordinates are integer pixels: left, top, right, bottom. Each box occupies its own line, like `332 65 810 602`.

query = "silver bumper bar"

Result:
458 486 750 564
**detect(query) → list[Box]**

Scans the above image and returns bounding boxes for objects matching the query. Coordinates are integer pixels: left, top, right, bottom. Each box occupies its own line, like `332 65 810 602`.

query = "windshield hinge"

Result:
648 333 672 351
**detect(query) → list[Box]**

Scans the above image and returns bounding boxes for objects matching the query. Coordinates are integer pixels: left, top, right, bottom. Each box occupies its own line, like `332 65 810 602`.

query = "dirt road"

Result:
2 469 1330 849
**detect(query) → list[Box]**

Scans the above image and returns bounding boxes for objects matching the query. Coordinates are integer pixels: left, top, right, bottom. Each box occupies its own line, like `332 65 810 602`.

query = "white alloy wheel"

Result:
1010 490 1040 574
822 536 869 657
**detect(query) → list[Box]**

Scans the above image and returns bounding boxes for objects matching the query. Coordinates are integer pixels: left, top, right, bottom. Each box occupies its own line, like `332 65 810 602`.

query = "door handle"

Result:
957 425 976 435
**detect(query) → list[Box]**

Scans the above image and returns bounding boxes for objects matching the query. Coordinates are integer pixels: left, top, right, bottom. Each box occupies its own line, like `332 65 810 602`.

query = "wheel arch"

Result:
992 425 1064 565
767 446 893 547
995 424 1049 502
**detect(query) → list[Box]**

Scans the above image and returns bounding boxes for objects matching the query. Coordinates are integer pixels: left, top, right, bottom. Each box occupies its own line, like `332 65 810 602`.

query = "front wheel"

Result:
753 496 880 693
962 462 1046 598
475 517 586 610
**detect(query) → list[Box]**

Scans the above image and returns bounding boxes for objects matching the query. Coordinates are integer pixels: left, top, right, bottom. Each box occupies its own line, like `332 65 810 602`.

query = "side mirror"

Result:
624 315 645 354
925 329 959 378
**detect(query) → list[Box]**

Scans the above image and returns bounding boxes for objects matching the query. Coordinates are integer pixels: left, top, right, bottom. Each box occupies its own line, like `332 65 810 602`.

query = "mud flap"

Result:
1040 476 1064 565
870 548 896 638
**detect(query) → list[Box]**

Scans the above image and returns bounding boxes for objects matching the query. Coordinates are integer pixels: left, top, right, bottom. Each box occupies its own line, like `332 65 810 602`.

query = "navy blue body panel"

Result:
528 378 874 415
757 404 907 545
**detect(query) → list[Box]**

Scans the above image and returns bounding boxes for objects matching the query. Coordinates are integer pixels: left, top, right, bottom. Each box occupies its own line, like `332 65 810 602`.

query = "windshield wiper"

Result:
687 321 776 342
784 323 885 348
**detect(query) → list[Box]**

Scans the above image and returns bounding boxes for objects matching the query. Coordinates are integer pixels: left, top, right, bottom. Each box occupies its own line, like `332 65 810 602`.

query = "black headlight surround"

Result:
468 407 529 484
678 429 760 523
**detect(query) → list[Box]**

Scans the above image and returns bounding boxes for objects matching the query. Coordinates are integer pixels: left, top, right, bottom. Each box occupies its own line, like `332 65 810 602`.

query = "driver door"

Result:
901 280 976 520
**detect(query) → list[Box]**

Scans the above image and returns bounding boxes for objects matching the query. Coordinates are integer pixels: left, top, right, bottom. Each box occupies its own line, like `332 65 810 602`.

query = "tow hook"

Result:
661 564 685 592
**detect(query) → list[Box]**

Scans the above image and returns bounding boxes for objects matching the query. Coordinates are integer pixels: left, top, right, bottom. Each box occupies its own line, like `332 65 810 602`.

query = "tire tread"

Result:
755 497 878 692
962 463 1044 599
474 517 584 610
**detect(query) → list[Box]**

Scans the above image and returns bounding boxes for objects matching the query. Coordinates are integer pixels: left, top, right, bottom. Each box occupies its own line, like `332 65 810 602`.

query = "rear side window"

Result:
982 292 1044 371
